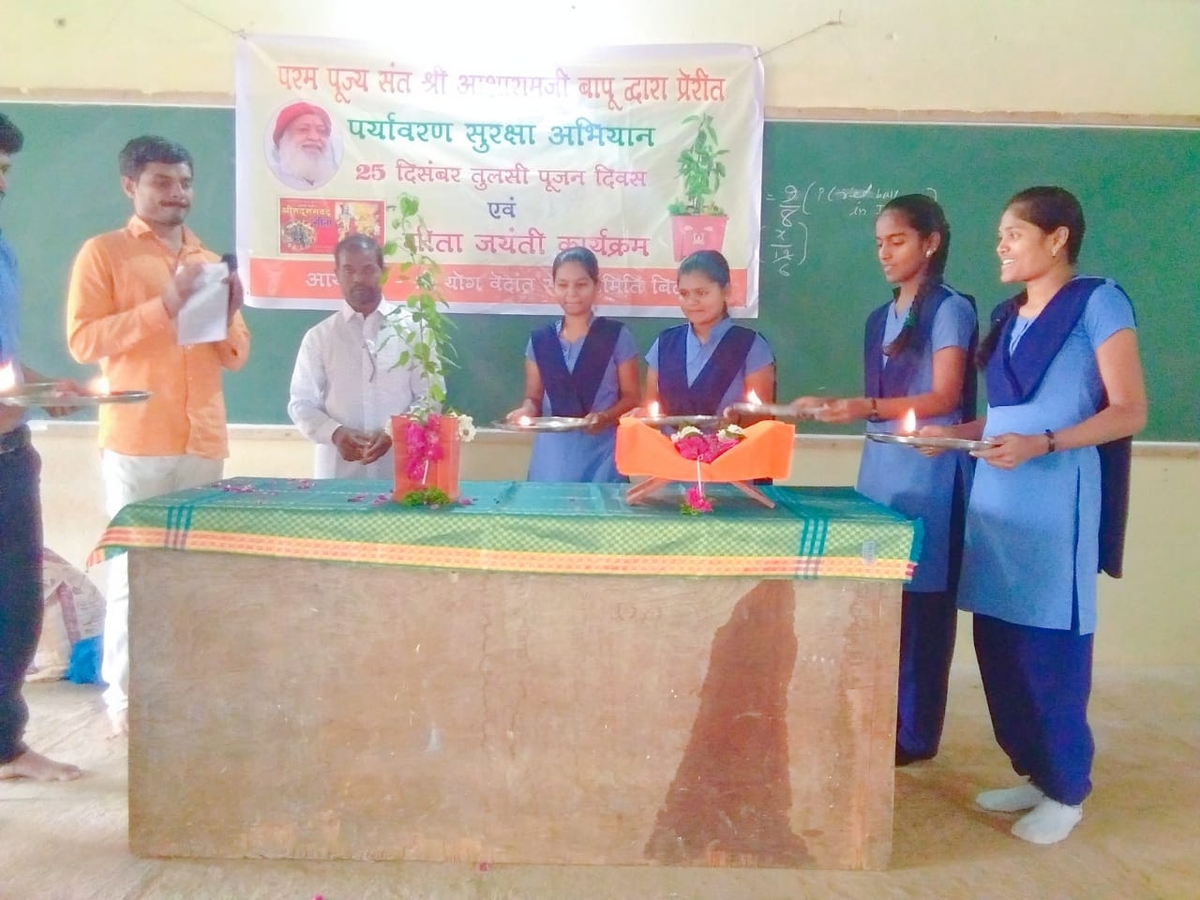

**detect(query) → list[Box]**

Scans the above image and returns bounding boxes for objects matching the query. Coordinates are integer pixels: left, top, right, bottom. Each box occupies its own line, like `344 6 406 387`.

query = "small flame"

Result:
746 389 762 406
0 362 15 393
903 409 917 433
648 400 661 419
88 375 109 395
518 415 532 426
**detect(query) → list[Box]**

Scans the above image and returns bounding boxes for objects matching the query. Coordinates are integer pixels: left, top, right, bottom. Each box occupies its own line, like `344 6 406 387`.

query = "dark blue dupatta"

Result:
531 317 623 417
863 284 978 423
984 277 1132 577
657 322 757 416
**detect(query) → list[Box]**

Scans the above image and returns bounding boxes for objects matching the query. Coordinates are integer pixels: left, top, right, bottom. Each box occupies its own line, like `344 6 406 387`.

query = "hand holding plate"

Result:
40 379 87 418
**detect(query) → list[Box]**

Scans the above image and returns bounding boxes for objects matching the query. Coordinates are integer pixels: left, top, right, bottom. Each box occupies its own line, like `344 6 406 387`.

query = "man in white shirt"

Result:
288 234 439 479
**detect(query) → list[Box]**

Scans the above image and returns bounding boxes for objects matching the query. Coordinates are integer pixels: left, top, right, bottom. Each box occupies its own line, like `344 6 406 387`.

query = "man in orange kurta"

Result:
66 135 250 736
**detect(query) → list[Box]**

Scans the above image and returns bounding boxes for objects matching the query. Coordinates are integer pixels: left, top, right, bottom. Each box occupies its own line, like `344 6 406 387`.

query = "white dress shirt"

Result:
288 301 440 479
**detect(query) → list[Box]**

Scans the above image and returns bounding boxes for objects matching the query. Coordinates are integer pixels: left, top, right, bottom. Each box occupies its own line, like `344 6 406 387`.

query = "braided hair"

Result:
975 186 1085 369
880 194 951 357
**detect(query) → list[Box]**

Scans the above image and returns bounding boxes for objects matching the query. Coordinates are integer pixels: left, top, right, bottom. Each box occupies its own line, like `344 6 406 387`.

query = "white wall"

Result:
2 1 1196 117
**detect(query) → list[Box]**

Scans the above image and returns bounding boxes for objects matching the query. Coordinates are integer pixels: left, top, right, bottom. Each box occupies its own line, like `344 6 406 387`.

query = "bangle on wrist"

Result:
1044 429 1056 454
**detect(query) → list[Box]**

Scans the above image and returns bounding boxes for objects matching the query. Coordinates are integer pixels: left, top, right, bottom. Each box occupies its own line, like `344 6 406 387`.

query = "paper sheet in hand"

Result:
176 263 230 345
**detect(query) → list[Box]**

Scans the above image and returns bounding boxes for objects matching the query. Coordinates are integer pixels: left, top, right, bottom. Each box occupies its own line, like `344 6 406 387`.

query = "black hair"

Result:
118 135 194 180
334 233 384 268
0 112 24 155
551 246 599 282
677 249 731 289
879 194 951 358
976 186 1086 369
1005 185 1086 264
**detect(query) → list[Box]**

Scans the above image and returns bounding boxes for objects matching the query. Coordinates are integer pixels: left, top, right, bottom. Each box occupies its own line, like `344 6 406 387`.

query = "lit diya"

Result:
865 407 999 451
492 414 590 432
0 367 151 408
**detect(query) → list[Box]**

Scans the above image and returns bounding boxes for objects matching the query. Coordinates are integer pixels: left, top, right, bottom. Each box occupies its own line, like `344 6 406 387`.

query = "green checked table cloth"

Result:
91 478 921 580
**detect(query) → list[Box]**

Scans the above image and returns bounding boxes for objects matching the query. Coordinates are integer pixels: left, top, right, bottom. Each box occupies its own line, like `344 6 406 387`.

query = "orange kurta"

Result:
66 216 250 459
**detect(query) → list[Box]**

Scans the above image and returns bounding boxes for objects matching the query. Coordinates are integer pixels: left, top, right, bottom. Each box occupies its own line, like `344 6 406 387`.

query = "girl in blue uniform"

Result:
792 195 978 767
506 246 640 482
643 250 774 416
927 186 1146 844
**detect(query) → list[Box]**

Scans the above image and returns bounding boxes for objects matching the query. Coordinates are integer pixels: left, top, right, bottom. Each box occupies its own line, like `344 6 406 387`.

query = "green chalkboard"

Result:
3 105 1196 439
758 121 1198 442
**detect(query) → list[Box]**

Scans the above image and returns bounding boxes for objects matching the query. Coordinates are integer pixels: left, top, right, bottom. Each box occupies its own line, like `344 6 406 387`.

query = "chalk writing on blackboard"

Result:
800 182 939 218
764 183 940 277
764 184 807 278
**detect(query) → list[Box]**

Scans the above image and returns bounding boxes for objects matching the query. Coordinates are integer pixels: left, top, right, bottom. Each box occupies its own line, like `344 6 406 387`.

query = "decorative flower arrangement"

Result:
672 423 746 463
402 413 447 482
380 191 478 506
672 424 746 514
401 414 476 490
614 418 794 510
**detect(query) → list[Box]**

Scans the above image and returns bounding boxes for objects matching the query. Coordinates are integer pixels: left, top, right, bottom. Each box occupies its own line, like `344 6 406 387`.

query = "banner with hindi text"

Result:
235 35 764 315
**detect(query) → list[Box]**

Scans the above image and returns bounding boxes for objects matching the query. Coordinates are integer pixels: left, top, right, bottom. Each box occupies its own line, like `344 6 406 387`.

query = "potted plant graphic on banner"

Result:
381 192 475 505
668 113 729 261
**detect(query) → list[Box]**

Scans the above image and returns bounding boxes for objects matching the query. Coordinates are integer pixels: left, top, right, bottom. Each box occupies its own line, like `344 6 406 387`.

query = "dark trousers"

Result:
0 433 43 764
895 464 965 760
896 588 958 759
973 612 1094 806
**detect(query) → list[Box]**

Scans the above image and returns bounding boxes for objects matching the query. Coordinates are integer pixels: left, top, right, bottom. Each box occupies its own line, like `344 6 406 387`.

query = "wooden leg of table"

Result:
625 477 669 505
731 481 776 509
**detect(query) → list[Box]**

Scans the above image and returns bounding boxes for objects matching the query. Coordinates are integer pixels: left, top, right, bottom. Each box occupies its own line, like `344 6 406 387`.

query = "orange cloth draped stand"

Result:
615 419 795 508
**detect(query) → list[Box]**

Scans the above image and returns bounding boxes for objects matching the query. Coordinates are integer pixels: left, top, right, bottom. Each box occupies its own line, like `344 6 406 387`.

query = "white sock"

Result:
1011 798 1083 845
976 782 1045 813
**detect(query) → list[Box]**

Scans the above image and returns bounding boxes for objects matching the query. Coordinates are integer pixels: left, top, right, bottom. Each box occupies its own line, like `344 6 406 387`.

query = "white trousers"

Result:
100 451 223 716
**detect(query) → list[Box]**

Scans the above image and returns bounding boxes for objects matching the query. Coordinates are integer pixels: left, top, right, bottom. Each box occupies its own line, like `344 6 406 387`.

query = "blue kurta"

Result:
0 232 28 417
525 319 637 482
0 233 21 368
957 279 1136 634
858 289 977 592
645 317 774 414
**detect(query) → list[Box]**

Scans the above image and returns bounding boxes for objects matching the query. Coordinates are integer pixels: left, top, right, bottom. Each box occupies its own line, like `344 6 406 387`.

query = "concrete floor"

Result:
1 667 1196 900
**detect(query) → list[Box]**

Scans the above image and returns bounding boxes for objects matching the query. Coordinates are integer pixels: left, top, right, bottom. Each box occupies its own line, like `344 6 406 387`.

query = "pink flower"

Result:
673 432 743 465
403 416 447 484
684 485 713 514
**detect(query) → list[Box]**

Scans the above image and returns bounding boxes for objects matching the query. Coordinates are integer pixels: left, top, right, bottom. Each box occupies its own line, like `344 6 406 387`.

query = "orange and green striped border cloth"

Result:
88 478 921 581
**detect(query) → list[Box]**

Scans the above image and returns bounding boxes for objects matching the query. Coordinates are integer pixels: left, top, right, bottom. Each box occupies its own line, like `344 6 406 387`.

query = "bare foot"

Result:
0 749 83 781
108 708 129 738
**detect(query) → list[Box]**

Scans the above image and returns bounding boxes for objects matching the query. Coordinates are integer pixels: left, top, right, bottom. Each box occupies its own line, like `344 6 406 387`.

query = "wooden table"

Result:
94 479 920 870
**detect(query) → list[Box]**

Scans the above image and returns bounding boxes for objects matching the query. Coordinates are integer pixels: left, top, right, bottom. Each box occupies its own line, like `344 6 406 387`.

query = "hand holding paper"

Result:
175 261 231 345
